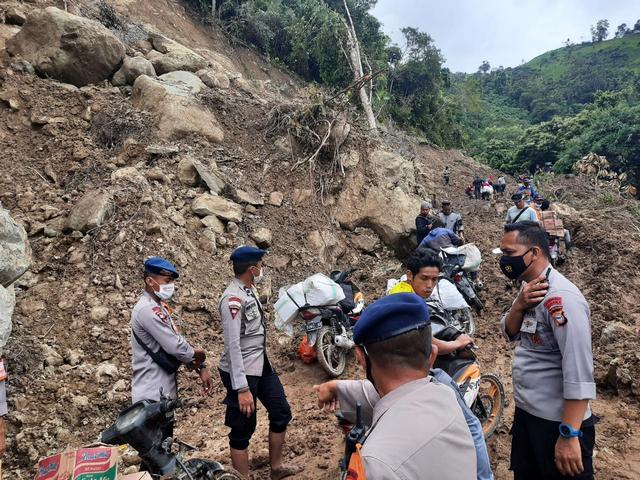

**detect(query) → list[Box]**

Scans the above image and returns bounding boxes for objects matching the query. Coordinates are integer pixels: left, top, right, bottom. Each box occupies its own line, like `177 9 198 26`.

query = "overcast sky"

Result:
371 0 639 73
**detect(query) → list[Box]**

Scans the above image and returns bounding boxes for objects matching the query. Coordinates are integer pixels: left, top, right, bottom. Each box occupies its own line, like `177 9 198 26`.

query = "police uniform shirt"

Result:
439 211 464 232
500 266 596 422
130 291 196 403
336 377 477 479
218 278 266 391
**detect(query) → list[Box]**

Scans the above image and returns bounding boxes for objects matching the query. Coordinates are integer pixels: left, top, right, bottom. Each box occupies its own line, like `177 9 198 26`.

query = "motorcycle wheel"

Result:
473 373 505 439
212 471 245 480
453 308 475 336
317 325 347 377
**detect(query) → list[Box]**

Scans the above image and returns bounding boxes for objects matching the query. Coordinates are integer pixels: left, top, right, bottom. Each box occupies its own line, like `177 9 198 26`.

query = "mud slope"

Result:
0 1 639 479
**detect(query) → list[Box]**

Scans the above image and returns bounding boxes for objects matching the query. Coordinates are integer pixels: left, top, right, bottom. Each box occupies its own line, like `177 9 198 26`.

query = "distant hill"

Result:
483 33 640 122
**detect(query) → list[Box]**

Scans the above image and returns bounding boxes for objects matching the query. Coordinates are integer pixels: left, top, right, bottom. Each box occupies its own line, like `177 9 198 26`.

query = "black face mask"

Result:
500 248 533 280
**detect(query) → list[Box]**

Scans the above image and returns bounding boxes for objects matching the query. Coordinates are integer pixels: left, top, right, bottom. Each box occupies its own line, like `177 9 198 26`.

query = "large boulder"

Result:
6 7 125 87
132 74 224 143
148 34 207 75
369 149 416 191
176 156 227 193
66 190 112 233
335 173 418 255
0 208 32 287
191 194 242 223
0 285 15 354
308 230 346 266
112 56 156 86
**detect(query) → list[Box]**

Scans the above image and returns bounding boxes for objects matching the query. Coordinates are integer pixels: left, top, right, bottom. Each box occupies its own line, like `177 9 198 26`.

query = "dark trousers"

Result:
219 360 292 450
474 186 481 199
511 407 596 480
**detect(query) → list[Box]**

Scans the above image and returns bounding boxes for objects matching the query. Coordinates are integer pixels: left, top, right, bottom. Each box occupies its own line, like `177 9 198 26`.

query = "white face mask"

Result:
156 283 175 300
253 268 264 284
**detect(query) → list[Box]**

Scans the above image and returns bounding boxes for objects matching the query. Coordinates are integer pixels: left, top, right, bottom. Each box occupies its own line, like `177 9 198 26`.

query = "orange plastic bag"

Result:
346 444 368 479
298 336 317 364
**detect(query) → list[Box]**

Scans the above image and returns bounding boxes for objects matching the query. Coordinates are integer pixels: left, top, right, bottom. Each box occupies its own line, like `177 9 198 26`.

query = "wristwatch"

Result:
559 423 583 439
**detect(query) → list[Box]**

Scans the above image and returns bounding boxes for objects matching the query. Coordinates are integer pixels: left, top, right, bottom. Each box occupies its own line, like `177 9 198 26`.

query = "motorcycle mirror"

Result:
492 248 502 255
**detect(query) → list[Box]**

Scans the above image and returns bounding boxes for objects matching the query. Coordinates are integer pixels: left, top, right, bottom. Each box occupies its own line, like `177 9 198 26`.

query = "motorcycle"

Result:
297 268 364 377
101 395 242 479
426 295 475 336
432 322 505 439
420 246 484 314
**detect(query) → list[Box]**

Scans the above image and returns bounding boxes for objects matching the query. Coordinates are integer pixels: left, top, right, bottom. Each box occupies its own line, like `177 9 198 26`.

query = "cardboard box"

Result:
35 446 120 480
120 474 152 480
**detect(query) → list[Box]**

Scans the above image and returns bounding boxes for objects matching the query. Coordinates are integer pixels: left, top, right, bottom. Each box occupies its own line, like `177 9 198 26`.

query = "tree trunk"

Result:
342 0 377 134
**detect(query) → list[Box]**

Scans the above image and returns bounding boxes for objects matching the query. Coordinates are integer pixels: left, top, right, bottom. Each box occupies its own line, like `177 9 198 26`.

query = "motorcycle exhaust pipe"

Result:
334 335 354 349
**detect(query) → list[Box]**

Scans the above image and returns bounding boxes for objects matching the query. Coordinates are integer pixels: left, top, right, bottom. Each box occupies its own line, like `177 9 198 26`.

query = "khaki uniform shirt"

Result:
218 278 266 391
130 291 195 403
500 266 596 422
336 377 477 479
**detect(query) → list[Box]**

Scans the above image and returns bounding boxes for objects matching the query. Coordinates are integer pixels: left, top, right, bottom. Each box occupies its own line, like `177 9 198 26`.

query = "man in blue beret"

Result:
218 246 301 479
130 257 213 404
314 293 476 479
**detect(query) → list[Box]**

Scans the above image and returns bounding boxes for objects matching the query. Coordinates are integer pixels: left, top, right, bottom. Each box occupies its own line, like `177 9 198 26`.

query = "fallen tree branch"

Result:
291 118 335 171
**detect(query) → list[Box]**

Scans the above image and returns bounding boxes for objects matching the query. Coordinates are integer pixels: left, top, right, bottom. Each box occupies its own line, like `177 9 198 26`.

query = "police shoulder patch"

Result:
152 306 168 322
228 296 242 320
544 296 567 327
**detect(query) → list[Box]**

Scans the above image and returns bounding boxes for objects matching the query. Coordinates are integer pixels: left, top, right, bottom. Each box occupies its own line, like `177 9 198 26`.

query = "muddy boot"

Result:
270 464 304 480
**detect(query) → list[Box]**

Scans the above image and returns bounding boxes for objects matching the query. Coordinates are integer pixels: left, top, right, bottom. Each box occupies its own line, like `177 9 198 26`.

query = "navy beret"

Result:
354 293 430 345
144 257 179 278
230 246 267 263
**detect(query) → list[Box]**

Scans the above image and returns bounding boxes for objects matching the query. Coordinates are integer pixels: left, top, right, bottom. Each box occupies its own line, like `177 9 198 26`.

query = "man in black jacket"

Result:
415 201 434 246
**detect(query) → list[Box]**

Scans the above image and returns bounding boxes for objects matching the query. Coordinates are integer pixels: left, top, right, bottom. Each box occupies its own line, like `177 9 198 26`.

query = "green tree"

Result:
478 60 491 74
591 19 609 42
615 23 629 38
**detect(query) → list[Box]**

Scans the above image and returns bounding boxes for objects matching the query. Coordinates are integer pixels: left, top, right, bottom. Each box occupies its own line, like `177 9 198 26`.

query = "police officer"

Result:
131 257 213 404
439 200 464 240
218 246 300 480
498 222 596 479
314 293 476 479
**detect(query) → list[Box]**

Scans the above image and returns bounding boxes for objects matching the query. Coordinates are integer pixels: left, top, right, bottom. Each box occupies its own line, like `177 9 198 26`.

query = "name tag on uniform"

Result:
520 311 537 334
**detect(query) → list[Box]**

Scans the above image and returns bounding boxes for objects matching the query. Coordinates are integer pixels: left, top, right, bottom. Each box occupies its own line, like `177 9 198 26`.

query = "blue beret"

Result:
354 293 430 345
230 246 267 263
144 257 179 278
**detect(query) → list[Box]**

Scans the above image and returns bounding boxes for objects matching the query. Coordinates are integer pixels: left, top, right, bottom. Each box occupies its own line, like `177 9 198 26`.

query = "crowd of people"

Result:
129 171 595 480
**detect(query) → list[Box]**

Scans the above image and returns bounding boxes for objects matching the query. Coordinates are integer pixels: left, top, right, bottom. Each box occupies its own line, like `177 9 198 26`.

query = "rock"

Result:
340 150 360 169
336 173 418 255
308 230 346 266
292 189 313 205
350 229 381 254
111 167 147 185
168 209 186 227
18 297 45 315
368 150 415 190
191 194 242 223
0 207 32 287
0 285 15 353
245 205 257 215
72 395 90 408
149 34 207 75
268 191 284 207
131 74 224 143
146 168 169 183
226 222 239 235
330 112 350 151
6 7 125 87
5 7 27 26
198 228 217 254
233 189 264 206
551 202 578 217
145 144 180 156
42 345 64 367
201 215 225 234
177 157 199 186
265 255 290 270
196 69 230 89
112 56 156 86
0 89 21 111
601 322 636 344
89 306 110 322
0 24 20 52
251 228 272 248
193 160 227 194
66 190 112 233
158 71 206 94
64 349 84 366
96 362 119 383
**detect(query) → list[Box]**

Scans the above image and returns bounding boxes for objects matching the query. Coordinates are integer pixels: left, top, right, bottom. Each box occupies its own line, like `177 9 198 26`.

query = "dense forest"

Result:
186 0 640 186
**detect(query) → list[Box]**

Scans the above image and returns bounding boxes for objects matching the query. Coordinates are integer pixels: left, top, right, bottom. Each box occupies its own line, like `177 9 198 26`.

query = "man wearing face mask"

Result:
130 257 213 404
314 294 476 479
498 222 596 480
218 246 300 480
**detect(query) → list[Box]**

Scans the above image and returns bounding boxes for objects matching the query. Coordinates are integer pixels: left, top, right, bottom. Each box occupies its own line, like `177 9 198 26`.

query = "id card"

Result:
520 313 537 334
